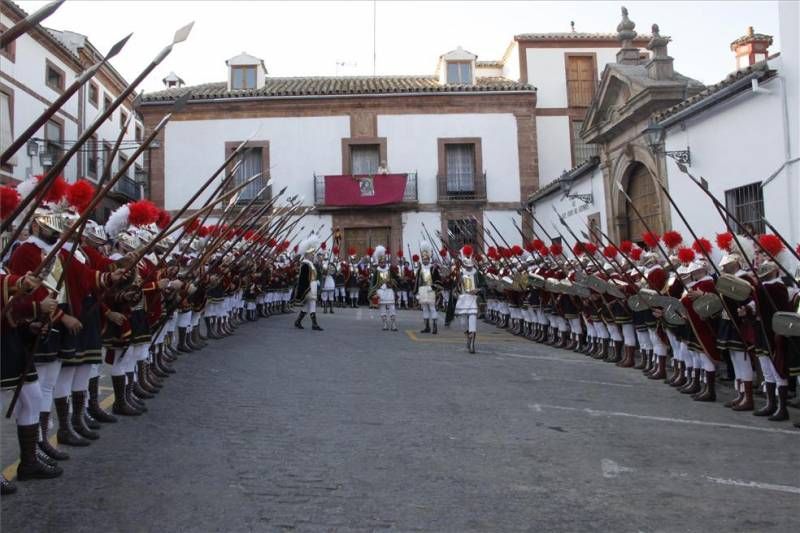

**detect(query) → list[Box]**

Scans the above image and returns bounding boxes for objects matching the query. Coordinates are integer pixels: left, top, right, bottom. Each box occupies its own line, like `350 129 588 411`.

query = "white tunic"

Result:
375 266 395 304
455 268 479 315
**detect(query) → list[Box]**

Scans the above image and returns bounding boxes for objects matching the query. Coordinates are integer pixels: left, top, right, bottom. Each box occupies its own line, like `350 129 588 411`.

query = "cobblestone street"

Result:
2 309 799 532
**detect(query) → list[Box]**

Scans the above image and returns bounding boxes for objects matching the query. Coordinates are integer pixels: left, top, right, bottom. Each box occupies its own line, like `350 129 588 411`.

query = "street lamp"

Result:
558 175 593 205
26 139 39 157
643 121 691 166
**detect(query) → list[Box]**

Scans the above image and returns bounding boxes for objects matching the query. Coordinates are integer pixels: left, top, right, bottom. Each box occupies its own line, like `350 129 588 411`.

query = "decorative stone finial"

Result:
645 23 674 79
647 23 671 55
617 6 636 39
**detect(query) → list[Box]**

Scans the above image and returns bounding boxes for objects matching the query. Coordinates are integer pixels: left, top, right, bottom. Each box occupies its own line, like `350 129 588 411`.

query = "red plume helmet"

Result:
128 200 159 227
692 237 713 256
677 247 695 264
320 241 327 250
630 247 643 261
412 254 420 262
539 247 550 257
532 239 544 252
198 225 211 238
186 219 201 233
66 179 95 213
332 246 340 256
525 241 537 253
619 240 633 254
348 246 356 255
367 246 375 256
572 242 585 256
156 209 171 230
462 245 473 258
439 248 448 257
584 242 598 255
758 234 784 257
397 249 403 258
716 232 734 252
36 175 67 203
549 243 563 256
603 245 618 259
511 244 523 256
642 232 660 250
268 238 277 248
662 230 683 250
0 186 21 220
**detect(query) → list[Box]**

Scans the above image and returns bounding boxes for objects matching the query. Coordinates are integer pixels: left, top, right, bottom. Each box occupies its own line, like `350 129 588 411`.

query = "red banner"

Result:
324 174 407 206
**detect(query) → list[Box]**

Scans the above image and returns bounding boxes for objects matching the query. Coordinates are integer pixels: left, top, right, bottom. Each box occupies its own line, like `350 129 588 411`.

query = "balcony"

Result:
111 175 142 201
437 171 487 203
314 172 418 210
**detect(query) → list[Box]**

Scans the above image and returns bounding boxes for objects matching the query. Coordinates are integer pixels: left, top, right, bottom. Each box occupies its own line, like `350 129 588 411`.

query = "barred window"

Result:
445 144 476 193
572 120 597 166
725 182 764 234
447 219 478 250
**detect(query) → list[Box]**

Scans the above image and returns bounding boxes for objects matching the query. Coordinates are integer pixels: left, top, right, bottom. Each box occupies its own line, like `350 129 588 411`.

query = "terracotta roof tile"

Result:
141 75 534 103
514 32 650 42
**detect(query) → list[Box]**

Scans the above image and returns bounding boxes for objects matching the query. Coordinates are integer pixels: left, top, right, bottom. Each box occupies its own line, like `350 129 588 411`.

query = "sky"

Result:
17 0 782 92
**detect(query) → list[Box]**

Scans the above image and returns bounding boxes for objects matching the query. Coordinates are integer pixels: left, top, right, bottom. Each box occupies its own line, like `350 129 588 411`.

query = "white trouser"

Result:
421 303 438 320
302 300 316 314
398 291 408 303
460 314 477 333
380 303 396 317
622 324 636 347
758 355 787 386
177 311 192 328
607 323 622 342
90 362 100 379
636 329 653 350
569 318 583 335
2 382 43 425
71 364 92 392
348 288 359 299
321 290 334 302
36 360 61 412
585 321 596 340
593 321 609 339
54 365 75 399
730 350 754 382
335 287 346 298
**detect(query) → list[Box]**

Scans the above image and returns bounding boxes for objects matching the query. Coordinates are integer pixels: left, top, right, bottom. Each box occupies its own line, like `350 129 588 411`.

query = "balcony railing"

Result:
314 172 418 208
437 171 487 203
113 175 142 201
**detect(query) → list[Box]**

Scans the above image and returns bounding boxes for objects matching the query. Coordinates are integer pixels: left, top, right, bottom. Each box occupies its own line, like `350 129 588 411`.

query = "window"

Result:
445 144 475 193
44 119 63 163
135 125 143 143
87 135 98 178
233 146 268 202
446 62 472 84
231 66 257 90
725 182 765 234
0 88 15 168
447 219 478 250
118 153 128 177
134 163 144 182
566 54 596 107
102 142 112 178
571 120 598 166
350 144 380 175
0 24 15 63
120 110 128 130
88 82 99 107
45 60 65 93
103 94 112 120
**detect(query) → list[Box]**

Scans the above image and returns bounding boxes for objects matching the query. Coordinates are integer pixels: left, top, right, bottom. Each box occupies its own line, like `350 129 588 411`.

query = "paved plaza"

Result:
2 309 798 532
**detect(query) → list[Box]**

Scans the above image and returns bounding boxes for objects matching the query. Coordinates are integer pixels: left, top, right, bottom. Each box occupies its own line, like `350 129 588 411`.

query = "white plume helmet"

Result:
372 244 387 262
105 204 130 239
419 241 433 259
16 177 38 200
733 236 755 263
296 233 320 257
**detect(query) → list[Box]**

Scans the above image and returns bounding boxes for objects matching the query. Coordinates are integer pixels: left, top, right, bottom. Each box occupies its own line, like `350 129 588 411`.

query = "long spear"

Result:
1 33 133 164
0 0 65 48
0 21 194 236
762 217 800 264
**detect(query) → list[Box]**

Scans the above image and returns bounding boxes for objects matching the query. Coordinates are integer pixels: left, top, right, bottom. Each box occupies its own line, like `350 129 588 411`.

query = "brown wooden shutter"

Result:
566 56 595 108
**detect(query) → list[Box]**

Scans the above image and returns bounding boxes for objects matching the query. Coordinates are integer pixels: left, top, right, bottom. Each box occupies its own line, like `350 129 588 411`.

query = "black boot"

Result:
1 476 17 495
329 301 334 314
468 332 477 353
311 312 323 331
54 397 90 447
70 391 99 440
754 383 777 417
126 373 148 413
295 311 306 329
87 376 117 423
420 319 431 333
111 375 141 416
17 424 63 480
768 386 789 421
177 327 192 352
38 412 69 461
432 319 438 335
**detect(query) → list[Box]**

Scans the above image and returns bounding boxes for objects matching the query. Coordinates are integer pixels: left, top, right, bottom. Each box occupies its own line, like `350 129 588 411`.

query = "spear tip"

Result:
173 21 195 44
106 32 133 61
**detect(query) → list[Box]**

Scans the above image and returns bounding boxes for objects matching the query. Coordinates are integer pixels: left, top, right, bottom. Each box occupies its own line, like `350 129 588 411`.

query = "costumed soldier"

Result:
454 245 484 353
370 245 398 331
414 242 441 334
293 234 323 331
321 261 336 314
344 247 360 307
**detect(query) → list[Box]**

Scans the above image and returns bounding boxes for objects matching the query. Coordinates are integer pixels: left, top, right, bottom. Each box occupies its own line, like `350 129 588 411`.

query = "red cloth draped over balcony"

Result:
323 174 406 206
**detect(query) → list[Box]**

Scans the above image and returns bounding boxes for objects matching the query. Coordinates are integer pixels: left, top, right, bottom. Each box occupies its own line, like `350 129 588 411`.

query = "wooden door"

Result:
566 55 595 108
343 227 391 258
625 163 662 242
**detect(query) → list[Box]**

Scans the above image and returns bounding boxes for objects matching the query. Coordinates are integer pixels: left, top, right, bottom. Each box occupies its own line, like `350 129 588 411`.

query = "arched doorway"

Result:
624 162 662 242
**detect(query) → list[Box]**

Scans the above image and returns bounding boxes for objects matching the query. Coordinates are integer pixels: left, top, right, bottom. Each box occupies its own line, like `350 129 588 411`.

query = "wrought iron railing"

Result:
437 171 487 202
114 175 141 201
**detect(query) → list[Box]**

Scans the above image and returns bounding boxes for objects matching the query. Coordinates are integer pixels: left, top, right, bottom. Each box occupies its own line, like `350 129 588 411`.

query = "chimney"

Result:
646 24 674 80
730 26 773 70
615 6 640 65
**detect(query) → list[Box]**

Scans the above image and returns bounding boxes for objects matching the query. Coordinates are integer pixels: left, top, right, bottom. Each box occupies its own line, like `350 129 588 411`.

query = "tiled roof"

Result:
141 75 534 103
515 32 650 42
476 60 504 68
653 60 775 122
730 32 773 48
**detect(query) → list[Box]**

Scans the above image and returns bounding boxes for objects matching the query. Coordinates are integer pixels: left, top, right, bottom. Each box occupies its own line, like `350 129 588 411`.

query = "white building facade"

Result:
1 1 144 219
